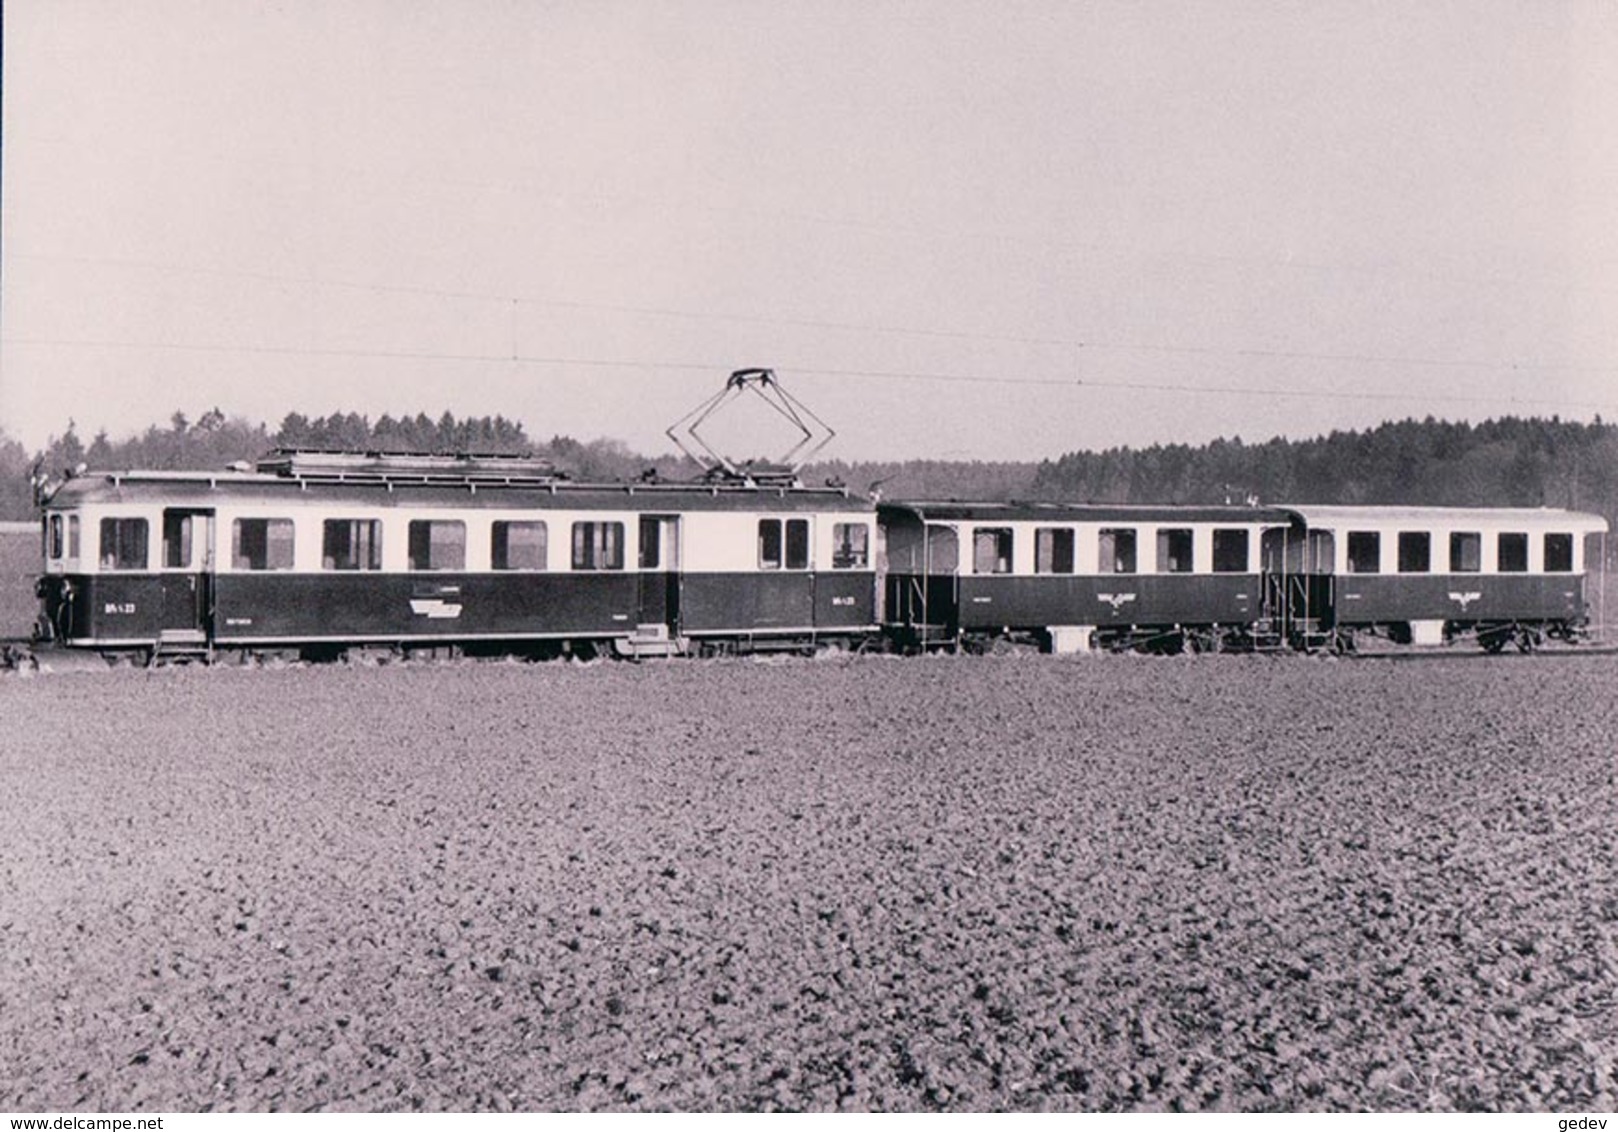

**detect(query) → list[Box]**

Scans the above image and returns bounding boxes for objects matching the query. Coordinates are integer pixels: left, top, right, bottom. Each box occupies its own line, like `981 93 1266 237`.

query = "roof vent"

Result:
256 449 563 486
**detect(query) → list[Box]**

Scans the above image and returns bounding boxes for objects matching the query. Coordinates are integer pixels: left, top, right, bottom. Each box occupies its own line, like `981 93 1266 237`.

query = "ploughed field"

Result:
0 527 38 641
2 655 1616 1112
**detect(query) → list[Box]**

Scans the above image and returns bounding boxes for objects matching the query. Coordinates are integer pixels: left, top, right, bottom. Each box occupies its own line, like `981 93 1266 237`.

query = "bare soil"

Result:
0 528 38 640
2 653 1615 1111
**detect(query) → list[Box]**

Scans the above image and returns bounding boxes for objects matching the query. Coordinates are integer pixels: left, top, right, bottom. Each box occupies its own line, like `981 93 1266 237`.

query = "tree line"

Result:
2 411 1614 544
0 410 669 518
1026 416 1616 513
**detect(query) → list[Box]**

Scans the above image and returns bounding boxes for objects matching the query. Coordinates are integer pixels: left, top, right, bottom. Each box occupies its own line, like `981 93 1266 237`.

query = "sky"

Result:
2 0 1616 463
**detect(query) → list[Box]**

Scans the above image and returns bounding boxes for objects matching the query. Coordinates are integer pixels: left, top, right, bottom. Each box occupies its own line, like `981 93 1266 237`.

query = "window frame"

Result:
972 527 1013 575
757 518 810 571
1034 527 1075 575
1497 531 1528 574
99 517 150 571
1543 532 1574 573
1098 528 1137 574
232 517 296 571
1211 528 1249 573
831 522 870 570
1155 528 1194 574
322 518 384 571
492 520 548 571
407 518 467 572
162 511 194 570
1449 531 1481 573
572 520 625 571
785 519 809 570
638 516 662 570
1346 531 1381 574
1397 531 1431 574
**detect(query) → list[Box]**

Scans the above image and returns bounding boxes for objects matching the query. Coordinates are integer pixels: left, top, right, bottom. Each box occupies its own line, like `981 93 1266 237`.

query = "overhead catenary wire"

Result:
13 138 1614 298
6 335 1616 418
8 250 1615 377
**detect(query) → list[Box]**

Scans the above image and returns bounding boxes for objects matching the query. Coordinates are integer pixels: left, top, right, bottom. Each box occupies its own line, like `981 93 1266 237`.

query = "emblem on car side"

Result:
409 598 463 619
1447 591 1482 611
1097 593 1137 611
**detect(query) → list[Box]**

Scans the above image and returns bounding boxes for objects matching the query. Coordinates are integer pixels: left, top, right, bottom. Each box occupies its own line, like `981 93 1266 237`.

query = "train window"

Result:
1099 528 1136 574
48 515 64 559
492 521 547 570
786 519 809 570
323 519 383 570
1034 528 1075 574
925 525 959 574
1397 532 1431 573
1212 529 1249 573
233 519 295 570
1544 533 1574 573
758 520 782 569
757 519 809 570
973 528 1013 574
1497 532 1528 573
1156 529 1193 573
832 522 870 569
572 521 625 570
99 518 149 570
68 515 80 559
408 520 466 571
163 511 194 569
1346 531 1380 574
1449 532 1481 573
639 517 661 569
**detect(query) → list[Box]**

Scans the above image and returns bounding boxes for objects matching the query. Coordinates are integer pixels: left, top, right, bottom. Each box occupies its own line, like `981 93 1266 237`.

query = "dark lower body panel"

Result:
885 572 1266 634
44 571 878 649
1330 574 1588 627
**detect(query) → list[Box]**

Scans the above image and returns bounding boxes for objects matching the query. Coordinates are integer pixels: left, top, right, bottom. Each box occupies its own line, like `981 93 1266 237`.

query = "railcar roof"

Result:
1278 504 1609 532
44 469 873 513
879 500 1296 524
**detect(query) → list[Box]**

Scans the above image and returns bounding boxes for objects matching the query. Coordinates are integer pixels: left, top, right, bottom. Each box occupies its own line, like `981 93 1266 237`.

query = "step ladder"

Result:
151 629 213 666
613 623 687 660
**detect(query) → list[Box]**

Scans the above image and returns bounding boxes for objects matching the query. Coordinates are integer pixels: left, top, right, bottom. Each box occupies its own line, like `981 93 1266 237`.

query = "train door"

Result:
1261 526 1333 644
1259 527 1288 640
1298 530 1335 636
160 507 214 641
918 523 961 643
636 515 681 635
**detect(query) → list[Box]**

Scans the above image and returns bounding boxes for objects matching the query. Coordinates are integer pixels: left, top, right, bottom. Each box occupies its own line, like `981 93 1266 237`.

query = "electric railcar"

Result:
31 453 1609 661
34 451 880 661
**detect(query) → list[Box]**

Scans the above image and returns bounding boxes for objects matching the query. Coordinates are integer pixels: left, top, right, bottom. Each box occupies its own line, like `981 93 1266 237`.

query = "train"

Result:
32 447 1608 663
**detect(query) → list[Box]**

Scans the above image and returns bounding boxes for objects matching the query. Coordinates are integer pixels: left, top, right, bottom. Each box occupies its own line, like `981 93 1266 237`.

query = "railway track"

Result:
7 635 1615 672
1342 643 1618 662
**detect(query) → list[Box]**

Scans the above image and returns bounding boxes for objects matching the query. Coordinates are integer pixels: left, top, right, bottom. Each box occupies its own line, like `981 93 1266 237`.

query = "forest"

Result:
2 410 1614 547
